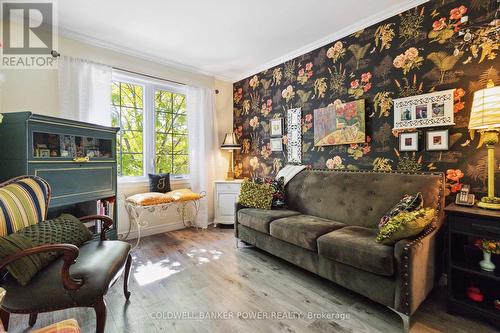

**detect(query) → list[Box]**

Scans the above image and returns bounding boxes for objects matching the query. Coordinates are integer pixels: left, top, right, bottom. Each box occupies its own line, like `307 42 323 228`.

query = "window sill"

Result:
118 177 190 187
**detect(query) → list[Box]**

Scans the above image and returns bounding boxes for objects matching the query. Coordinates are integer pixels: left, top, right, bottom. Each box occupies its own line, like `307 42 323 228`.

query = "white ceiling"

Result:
58 0 428 82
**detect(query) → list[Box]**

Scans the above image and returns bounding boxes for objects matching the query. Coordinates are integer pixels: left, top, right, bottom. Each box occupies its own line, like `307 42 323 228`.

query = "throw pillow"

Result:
238 179 275 210
19 214 93 248
0 233 51 286
264 177 286 208
378 192 423 229
0 214 94 286
376 208 435 245
148 173 171 193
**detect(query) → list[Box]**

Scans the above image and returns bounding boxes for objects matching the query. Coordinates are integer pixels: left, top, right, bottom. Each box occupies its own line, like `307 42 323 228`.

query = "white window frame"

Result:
112 70 188 183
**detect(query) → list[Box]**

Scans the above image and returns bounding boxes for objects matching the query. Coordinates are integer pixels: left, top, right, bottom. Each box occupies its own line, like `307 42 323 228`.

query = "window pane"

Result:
121 83 143 108
155 156 172 174
172 114 187 134
112 80 144 177
173 155 189 175
173 94 186 114
120 108 143 131
156 112 173 133
121 153 143 177
154 88 189 175
172 134 188 154
155 133 172 154
121 130 143 153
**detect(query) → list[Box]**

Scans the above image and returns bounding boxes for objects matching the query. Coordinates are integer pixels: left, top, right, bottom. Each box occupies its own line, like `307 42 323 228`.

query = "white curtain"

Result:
58 56 112 126
187 86 219 228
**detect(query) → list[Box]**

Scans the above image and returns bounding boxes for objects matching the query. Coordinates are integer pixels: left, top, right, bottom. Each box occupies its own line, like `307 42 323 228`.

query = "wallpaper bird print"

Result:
233 0 500 198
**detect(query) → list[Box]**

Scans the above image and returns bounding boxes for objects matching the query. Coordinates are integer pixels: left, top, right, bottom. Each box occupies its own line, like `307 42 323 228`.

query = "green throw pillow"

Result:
238 179 275 210
0 233 52 286
0 214 93 286
376 208 435 245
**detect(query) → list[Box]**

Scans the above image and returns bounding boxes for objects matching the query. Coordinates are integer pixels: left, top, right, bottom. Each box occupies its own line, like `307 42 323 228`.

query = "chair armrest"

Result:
79 215 113 241
394 226 440 316
0 244 83 290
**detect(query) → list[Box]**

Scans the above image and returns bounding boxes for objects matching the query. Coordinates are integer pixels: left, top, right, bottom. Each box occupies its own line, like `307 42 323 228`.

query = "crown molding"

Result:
57 27 237 82
233 0 429 83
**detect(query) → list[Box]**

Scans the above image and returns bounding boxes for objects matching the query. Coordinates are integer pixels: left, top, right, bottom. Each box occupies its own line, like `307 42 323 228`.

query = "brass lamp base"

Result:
477 197 500 210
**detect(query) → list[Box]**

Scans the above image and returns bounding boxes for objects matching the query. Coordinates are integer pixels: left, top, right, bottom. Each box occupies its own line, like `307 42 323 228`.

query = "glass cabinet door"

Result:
32 131 113 160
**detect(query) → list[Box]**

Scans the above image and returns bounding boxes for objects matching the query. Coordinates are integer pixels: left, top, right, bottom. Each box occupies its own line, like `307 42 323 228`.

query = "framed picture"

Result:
314 99 366 146
287 108 302 164
270 118 283 137
393 89 455 129
39 149 51 158
399 132 419 152
270 138 283 151
426 129 449 151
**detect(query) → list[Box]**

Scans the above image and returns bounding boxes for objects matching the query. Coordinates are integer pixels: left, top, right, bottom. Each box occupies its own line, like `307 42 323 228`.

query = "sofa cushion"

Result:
270 215 345 251
317 226 394 276
1 240 131 312
237 208 300 234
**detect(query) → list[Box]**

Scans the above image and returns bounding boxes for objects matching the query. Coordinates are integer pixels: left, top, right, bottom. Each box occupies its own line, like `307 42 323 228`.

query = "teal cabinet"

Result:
0 112 119 239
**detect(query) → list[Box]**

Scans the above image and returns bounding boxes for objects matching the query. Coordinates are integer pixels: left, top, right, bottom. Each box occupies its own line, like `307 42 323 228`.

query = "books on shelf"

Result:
81 197 115 234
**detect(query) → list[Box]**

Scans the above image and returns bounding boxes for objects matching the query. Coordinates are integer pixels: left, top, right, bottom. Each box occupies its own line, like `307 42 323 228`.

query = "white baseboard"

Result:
118 221 186 240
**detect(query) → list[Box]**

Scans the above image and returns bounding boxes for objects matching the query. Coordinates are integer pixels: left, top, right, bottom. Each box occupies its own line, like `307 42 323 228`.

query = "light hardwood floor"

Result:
9 227 497 333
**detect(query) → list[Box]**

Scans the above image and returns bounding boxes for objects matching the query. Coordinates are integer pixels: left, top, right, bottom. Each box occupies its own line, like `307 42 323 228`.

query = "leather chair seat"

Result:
2 240 131 312
237 208 300 234
317 226 394 276
270 215 345 251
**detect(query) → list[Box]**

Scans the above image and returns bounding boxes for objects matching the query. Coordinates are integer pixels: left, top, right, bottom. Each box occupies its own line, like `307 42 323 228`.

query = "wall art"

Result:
314 99 365 146
393 89 455 130
270 118 283 137
426 129 449 151
287 108 302 164
399 132 419 152
270 137 283 152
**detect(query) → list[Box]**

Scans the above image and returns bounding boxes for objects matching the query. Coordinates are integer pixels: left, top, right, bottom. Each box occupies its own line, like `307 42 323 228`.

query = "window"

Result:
111 72 189 180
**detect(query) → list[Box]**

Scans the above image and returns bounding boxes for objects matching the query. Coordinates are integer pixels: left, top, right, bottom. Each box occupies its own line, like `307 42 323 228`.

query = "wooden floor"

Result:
9 227 497 333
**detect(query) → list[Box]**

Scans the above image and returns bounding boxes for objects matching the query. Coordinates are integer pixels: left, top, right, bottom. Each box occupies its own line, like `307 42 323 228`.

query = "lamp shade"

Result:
469 80 500 130
221 133 241 150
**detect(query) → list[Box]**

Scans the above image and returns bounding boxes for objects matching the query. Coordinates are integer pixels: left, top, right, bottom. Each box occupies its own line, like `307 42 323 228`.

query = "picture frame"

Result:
270 118 283 137
399 132 419 152
270 138 283 152
39 149 51 158
393 89 455 130
313 99 366 146
426 129 449 151
287 108 302 164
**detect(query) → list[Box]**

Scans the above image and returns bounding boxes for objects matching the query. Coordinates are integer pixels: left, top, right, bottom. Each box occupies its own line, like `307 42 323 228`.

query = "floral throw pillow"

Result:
378 192 423 229
238 179 275 210
264 176 286 208
376 208 435 245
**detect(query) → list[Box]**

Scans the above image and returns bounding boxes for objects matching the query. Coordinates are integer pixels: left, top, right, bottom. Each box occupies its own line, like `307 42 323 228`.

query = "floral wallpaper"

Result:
233 0 500 198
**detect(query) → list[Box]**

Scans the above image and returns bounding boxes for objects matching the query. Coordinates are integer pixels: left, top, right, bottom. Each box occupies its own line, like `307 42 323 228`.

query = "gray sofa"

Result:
235 169 445 331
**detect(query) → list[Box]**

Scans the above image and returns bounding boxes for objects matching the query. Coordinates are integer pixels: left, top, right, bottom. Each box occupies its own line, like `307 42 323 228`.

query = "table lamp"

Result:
468 80 500 210
221 133 241 180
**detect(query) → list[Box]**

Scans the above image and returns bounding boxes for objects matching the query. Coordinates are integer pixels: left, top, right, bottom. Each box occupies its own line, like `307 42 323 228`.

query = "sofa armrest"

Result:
79 215 113 241
0 244 83 290
234 202 248 238
394 225 440 315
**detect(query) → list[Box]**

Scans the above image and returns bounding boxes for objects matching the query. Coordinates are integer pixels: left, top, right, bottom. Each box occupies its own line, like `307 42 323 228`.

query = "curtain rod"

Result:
51 50 219 94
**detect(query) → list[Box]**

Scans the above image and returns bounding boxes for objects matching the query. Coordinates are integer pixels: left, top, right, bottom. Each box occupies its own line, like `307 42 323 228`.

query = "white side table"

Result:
213 179 243 226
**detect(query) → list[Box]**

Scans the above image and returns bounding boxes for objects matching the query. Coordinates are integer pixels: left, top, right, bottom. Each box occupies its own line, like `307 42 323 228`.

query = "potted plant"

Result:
475 239 500 272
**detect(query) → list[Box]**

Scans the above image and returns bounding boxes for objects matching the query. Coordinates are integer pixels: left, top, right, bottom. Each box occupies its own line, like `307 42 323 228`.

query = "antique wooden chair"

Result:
0 176 132 333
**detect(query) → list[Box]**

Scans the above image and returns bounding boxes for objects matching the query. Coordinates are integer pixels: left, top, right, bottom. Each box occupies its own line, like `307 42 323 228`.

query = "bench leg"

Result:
123 253 132 300
94 297 107 333
29 313 38 327
0 309 9 330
